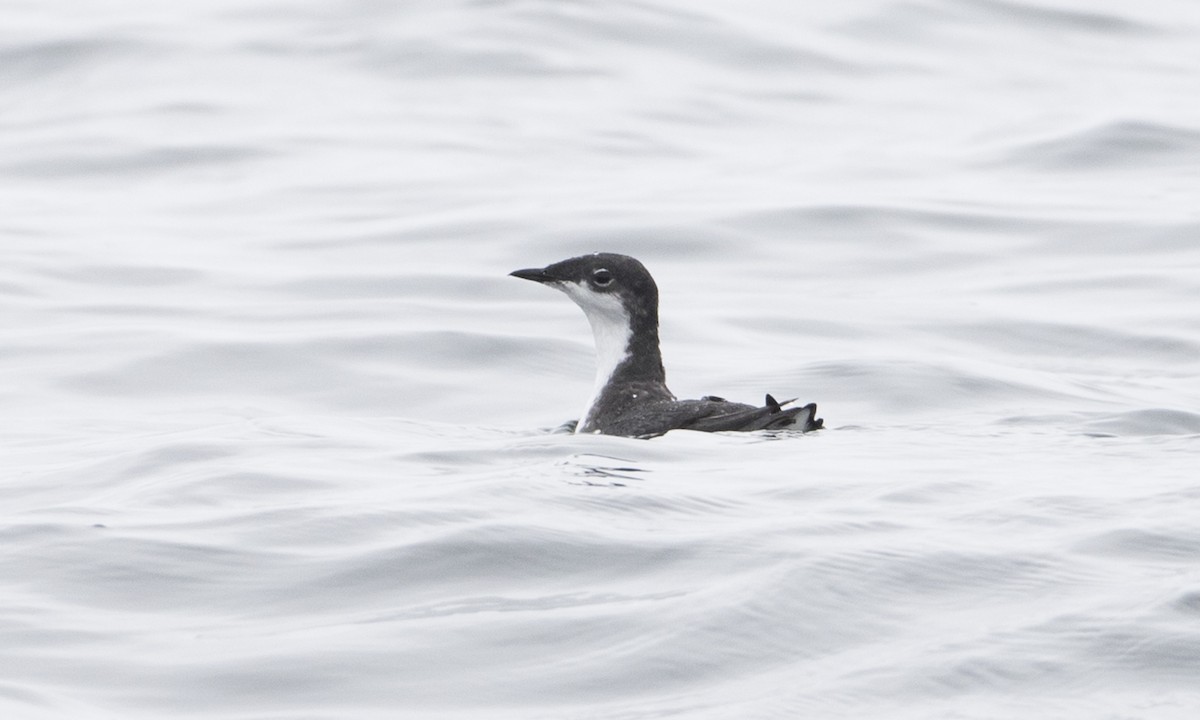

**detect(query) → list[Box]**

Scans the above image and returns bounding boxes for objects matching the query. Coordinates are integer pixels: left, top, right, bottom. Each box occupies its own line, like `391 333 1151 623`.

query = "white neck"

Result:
558 282 632 433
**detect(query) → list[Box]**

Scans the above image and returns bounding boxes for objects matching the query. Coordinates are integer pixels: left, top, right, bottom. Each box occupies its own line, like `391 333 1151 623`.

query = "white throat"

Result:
558 282 632 433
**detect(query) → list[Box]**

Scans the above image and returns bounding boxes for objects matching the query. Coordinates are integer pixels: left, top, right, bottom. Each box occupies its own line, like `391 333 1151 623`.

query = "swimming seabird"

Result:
510 252 824 438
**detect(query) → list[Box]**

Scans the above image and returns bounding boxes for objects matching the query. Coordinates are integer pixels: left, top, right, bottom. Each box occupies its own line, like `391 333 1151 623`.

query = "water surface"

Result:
3 1 1199 718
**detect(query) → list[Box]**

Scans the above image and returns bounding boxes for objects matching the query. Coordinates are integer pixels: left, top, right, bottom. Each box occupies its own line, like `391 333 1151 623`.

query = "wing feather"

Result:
603 395 822 438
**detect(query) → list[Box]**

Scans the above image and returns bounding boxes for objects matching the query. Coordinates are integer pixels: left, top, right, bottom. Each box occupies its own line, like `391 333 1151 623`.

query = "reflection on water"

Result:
560 454 649 486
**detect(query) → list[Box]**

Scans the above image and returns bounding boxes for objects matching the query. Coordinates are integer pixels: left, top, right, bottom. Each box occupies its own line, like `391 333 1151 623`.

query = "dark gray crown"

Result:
510 252 665 386
510 252 658 316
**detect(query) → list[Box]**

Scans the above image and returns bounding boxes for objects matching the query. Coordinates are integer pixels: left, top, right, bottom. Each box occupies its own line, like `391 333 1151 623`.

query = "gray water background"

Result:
3 1 1200 718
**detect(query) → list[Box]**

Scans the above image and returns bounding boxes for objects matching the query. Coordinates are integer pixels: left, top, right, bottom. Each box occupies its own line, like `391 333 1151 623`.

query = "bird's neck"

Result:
577 305 666 431
590 304 664 387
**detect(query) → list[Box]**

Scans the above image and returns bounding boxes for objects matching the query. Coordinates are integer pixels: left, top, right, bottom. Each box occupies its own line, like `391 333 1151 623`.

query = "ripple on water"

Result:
1074 527 1200 561
1001 121 1200 172
1080 409 1200 437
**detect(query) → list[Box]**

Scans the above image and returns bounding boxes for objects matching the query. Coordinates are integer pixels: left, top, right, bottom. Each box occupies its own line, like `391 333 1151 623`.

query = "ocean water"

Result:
3 1 1200 718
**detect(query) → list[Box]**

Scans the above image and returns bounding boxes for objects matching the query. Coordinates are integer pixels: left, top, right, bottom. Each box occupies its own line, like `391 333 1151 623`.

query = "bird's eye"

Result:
592 268 613 286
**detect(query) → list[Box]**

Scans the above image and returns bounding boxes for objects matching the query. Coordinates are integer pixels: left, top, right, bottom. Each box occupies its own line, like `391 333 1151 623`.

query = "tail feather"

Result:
761 394 821 431
754 401 822 432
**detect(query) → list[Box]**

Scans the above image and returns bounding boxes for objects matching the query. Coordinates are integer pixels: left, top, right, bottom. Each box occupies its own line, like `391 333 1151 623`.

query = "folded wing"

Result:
605 394 823 438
